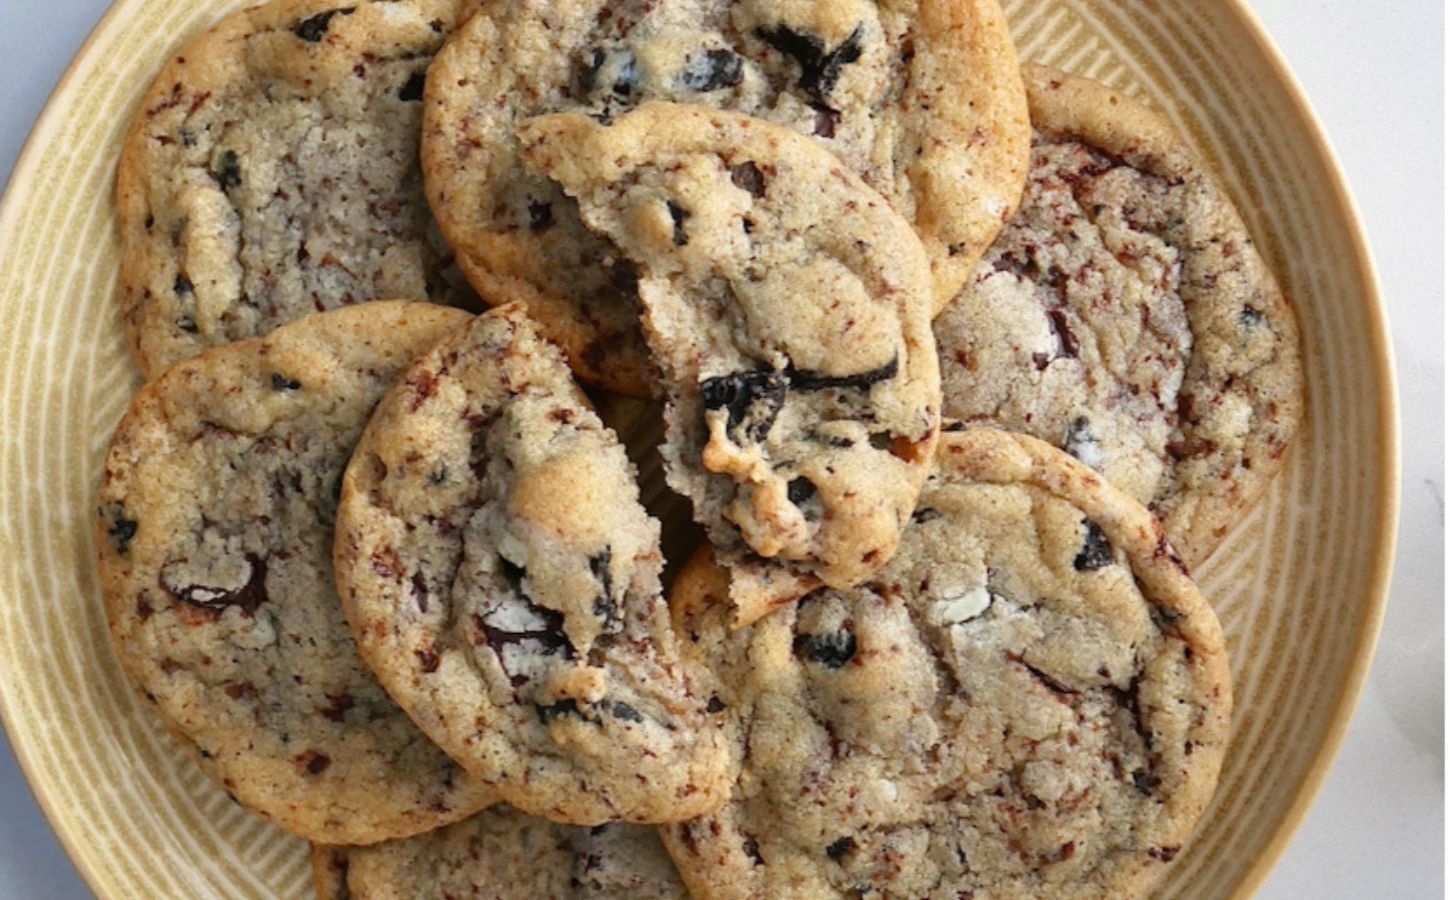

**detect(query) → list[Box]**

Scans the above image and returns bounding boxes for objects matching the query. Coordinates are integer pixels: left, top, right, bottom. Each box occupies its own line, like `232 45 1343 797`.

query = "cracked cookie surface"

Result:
423 0 1027 394
311 805 687 899
97 302 494 843
518 104 941 625
333 303 730 825
663 426 1231 899
934 66 1304 567
117 0 481 379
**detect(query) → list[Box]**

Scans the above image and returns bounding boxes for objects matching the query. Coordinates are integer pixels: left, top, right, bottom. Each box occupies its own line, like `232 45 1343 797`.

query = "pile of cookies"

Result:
97 0 1303 897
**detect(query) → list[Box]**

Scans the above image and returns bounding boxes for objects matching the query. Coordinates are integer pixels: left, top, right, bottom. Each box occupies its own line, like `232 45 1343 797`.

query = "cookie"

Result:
311 806 687 899
663 426 1232 899
518 103 942 625
96 302 495 843
590 391 705 578
116 0 481 379
934 65 1304 567
333 303 730 825
422 0 1028 395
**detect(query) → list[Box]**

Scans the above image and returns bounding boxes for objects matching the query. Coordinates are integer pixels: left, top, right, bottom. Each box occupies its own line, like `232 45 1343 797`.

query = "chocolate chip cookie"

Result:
422 0 1028 394
935 66 1304 567
518 103 942 625
116 0 481 379
333 303 730 825
663 426 1232 899
311 805 687 898
97 302 495 844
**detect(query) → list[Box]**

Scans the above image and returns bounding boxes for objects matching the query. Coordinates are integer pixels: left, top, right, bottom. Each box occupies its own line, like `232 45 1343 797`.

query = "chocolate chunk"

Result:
527 199 554 231
479 600 572 659
535 699 581 724
293 7 353 42
398 71 426 102
681 48 744 91
1147 845 1181 862
211 149 241 191
1063 416 1101 467
787 477 817 506
224 681 257 702
416 645 440 673
706 695 726 713
106 505 138 554
1047 308 1079 358
730 161 767 197
743 836 763 864
700 370 788 442
499 557 526 594
173 273 193 295
826 836 856 862
757 23 864 108
610 701 644 723
411 571 430 612
590 548 617 626
164 553 269 614
582 48 640 98
1073 520 1113 571
1238 305 1266 327
302 752 332 774
1131 769 1160 796
271 373 302 391
793 630 857 668
320 692 354 722
667 201 690 246
787 355 898 392
812 107 840 138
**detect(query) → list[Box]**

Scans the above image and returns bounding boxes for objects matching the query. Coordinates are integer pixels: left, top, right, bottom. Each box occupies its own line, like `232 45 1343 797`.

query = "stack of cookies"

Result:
97 0 1303 897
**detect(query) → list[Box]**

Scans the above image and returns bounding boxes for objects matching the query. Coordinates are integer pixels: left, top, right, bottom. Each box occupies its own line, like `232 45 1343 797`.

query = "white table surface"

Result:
0 1 1441 897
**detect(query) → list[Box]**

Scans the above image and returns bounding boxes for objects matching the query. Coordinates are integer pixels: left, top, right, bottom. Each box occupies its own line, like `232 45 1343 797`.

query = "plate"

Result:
0 0 1397 897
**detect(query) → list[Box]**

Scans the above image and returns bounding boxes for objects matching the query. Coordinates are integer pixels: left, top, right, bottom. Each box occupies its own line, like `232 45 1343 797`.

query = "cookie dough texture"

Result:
519 104 941 626
334 304 730 825
935 65 1304 567
116 0 480 379
97 302 494 844
311 806 687 899
423 0 1028 394
664 426 1232 899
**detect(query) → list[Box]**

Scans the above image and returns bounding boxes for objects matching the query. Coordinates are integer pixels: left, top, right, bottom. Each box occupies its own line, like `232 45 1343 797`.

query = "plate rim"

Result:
0 0 1400 897
1205 1 1400 896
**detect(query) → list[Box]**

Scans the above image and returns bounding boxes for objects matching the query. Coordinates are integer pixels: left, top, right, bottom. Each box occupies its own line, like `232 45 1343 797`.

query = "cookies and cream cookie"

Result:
934 66 1304 567
97 302 495 843
518 103 941 625
423 0 1028 394
663 426 1232 899
116 0 480 378
311 806 687 899
333 304 730 825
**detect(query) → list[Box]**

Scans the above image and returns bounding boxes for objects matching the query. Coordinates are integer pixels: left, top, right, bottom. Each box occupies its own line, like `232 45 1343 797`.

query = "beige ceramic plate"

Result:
0 0 1397 897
